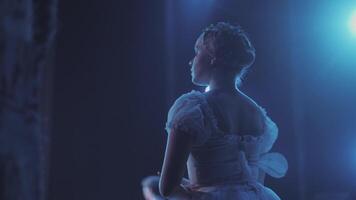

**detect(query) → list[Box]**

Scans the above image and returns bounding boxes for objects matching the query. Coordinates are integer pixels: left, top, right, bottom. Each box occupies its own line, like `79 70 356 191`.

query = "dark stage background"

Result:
48 0 356 199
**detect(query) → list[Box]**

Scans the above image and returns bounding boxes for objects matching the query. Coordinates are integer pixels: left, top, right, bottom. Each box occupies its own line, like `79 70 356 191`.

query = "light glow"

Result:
205 86 210 92
349 11 356 35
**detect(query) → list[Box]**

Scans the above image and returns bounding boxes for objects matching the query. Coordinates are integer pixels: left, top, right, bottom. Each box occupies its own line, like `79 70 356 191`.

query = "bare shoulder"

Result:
204 90 265 134
205 89 262 113
237 91 264 115
236 91 266 131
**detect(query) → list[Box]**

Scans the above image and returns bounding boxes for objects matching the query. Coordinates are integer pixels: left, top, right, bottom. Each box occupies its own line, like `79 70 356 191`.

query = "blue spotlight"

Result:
349 11 356 35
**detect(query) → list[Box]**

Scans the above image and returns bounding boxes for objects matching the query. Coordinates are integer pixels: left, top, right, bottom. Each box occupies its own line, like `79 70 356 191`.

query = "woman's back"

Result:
165 90 288 200
204 89 265 137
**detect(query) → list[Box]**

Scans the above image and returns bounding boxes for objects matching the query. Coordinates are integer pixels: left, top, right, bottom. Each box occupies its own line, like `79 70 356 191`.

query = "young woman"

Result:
144 22 288 200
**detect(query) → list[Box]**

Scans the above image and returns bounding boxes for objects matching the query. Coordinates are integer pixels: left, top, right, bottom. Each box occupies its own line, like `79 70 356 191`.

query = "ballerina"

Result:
143 22 288 200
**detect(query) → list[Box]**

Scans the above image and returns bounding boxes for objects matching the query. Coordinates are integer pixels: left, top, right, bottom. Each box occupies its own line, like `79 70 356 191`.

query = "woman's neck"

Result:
208 71 236 92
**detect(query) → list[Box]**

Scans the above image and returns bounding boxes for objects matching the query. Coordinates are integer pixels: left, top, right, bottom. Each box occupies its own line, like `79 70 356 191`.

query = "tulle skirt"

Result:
169 181 281 200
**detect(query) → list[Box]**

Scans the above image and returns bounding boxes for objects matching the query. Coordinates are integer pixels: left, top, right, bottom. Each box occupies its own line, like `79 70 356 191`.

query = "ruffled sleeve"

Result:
259 107 279 154
165 90 213 146
257 107 288 178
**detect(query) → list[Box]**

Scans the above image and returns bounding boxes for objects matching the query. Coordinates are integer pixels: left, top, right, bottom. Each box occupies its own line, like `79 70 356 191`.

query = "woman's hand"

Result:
164 184 192 199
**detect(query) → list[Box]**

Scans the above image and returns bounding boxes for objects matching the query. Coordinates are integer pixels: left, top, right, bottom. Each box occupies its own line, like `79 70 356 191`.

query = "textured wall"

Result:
0 0 56 199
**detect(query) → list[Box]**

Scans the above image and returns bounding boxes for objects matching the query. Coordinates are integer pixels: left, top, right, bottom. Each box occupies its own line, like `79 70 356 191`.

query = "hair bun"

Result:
201 22 256 87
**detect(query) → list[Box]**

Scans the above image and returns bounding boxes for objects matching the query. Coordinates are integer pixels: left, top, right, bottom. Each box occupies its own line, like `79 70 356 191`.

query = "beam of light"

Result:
349 11 356 35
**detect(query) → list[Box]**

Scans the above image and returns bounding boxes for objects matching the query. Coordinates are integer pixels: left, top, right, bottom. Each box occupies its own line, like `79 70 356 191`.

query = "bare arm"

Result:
159 129 193 198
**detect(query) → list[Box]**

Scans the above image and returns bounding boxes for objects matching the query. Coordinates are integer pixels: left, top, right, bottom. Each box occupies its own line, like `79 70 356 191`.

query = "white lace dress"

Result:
164 90 288 200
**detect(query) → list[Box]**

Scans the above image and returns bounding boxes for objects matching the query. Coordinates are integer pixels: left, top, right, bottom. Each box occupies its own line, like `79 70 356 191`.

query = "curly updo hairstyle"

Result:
201 22 256 88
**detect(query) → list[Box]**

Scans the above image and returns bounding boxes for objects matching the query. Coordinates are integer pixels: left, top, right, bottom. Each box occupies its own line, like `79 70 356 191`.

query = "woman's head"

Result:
190 22 256 88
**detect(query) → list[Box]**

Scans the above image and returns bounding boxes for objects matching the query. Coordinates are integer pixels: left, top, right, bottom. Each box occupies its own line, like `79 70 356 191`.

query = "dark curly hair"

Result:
201 22 256 87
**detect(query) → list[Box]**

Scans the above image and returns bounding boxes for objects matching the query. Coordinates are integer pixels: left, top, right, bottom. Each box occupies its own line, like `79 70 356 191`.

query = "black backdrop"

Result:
49 0 356 199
